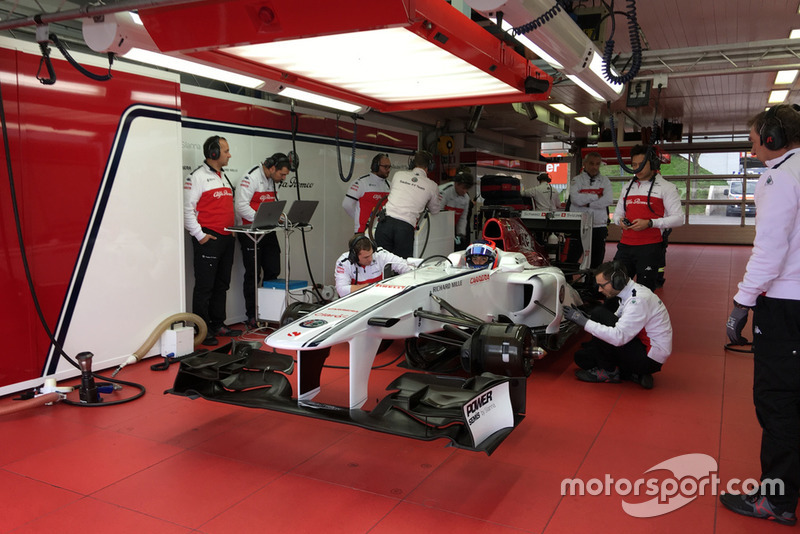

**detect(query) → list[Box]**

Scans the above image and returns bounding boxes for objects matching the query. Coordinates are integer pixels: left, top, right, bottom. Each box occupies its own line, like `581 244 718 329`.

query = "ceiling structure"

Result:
0 0 798 151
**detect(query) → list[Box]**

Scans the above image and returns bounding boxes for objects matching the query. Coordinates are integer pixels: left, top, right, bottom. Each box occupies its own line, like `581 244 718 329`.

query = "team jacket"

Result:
183 162 234 240
585 279 673 363
568 171 614 227
439 182 471 235
334 248 413 297
524 182 561 211
342 173 390 232
735 149 800 305
612 175 683 246
235 164 279 224
384 168 441 226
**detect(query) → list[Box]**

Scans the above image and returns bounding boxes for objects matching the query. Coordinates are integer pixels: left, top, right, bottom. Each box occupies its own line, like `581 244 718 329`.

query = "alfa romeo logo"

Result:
299 319 327 328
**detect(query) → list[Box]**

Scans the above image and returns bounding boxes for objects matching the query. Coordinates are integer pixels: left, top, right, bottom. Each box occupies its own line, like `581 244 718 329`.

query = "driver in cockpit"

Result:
465 240 499 269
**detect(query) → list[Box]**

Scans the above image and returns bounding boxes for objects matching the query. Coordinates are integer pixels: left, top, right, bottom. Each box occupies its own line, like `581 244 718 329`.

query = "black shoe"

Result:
202 335 219 346
575 367 620 383
245 318 258 330
719 492 797 526
215 325 243 337
629 373 654 390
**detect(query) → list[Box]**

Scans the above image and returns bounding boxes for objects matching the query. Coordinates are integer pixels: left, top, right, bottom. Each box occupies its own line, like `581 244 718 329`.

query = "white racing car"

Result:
168 217 585 454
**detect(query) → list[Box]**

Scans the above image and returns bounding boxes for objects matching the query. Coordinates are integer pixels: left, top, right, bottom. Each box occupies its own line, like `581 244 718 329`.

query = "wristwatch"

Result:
648 219 654 228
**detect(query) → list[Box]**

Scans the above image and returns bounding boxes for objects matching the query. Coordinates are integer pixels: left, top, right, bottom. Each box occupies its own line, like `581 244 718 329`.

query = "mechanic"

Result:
334 234 413 297
375 150 441 258
439 167 475 250
465 240 498 270
563 261 673 389
720 103 800 526
184 135 242 345
342 153 392 234
524 172 561 211
234 152 291 330
612 144 683 290
566 151 614 268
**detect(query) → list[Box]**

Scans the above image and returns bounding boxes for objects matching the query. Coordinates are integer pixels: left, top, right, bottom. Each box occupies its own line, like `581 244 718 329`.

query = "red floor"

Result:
0 244 782 533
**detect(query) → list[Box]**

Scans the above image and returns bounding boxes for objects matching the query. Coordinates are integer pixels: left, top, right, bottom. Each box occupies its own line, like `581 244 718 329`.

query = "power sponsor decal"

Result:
462 381 514 447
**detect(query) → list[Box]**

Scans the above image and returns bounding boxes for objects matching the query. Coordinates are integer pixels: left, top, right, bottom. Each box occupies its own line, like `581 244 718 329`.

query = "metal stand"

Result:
226 227 277 323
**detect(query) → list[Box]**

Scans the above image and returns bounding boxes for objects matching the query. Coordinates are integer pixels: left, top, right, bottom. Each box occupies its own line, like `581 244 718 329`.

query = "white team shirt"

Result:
334 248 413 297
384 168 441 226
342 173 390 233
584 279 673 363
735 148 800 306
568 171 614 227
439 182 471 235
183 163 234 241
525 181 561 211
235 164 279 224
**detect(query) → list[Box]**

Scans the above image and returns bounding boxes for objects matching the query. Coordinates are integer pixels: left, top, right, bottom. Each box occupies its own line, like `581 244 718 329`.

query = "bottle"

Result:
547 232 559 262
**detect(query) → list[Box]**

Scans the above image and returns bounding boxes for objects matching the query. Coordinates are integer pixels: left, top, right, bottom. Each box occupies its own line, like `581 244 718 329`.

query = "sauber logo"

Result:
470 273 490 284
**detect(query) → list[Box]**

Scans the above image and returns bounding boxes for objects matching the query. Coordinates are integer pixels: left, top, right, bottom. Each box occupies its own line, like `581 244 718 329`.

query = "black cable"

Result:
601 0 642 85
0 69 144 406
512 1 566 35
288 104 325 304
334 114 358 182
49 33 114 82
36 42 56 85
724 342 754 354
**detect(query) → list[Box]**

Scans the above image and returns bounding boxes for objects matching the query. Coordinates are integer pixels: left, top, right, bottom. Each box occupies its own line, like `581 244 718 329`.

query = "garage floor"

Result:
0 244 781 533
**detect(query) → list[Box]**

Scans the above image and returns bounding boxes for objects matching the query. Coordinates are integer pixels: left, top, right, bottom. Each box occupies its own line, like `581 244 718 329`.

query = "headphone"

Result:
203 136 221 160
264 152 291 170
408 150 436 173
609 261 628 291
453 169 474 187
761 106 788 151
371 153 389 173
348 234 377 265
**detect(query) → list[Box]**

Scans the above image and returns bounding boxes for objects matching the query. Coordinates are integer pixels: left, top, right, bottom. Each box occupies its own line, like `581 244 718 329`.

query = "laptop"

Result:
285 200 318 227
229 200 286 231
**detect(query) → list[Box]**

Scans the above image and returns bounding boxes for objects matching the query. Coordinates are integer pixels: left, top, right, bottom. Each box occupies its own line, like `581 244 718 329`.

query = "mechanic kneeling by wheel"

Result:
562 260 673 389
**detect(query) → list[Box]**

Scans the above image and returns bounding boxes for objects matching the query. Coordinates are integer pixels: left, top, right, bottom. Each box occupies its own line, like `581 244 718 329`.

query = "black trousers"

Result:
753 295 800 511
192 229 236 332
375 215 415 258
238 232 280 319
573 304 663 375
614 242 664 291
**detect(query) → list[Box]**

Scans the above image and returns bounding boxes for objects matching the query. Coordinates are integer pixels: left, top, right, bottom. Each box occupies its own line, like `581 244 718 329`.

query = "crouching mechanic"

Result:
562 261 673 389
335 234 414 297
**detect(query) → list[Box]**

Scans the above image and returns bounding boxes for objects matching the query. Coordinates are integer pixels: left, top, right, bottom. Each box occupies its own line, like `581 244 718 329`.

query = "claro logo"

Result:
470 274 490 284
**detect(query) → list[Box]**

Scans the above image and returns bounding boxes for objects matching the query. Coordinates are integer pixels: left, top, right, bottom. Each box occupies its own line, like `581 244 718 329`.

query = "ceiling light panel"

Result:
769 89 789 103
775 70 799 85
223 28 520 102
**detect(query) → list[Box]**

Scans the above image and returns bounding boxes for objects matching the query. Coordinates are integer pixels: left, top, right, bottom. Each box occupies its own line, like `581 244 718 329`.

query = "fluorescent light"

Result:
769 89 790 103
278 87 363 113
791 29 800 39
122 48 265 89
566 74 604 101
492 17 564 69
588 51 624 96
775 70 798 85
551 103 576 114
224 28 520 102
575 116 596 125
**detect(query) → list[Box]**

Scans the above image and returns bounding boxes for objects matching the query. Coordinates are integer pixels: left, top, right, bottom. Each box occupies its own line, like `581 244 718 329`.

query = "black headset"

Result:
348 234 377 265
203 136 221 160
408 150 435 173
609 261 629 291
371 153 389 173
264 152 291 170
761 105 788 151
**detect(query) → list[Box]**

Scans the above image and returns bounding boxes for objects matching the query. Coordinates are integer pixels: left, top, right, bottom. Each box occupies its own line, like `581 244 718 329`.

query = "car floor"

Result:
0 243 780 533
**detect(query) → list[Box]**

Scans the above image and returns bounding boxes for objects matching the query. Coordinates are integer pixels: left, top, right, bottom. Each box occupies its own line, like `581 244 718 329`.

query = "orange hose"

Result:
0 392 61 416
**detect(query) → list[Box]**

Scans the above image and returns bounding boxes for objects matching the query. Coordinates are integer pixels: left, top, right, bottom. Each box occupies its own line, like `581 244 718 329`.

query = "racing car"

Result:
168 216 585 454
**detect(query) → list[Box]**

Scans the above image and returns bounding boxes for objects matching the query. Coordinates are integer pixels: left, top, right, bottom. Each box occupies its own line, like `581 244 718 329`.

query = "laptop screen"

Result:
285 200 318 226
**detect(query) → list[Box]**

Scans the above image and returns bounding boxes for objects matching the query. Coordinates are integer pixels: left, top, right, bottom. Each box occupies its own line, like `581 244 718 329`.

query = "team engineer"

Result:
563 261 673 389
524 172 561 211
439 168 474 249
612 144 683 290
568 151 614 268
183 135 242 345
721 104 800 527
334 234 413 297
342 153 392 234
234 152 291 329
375 151 441 258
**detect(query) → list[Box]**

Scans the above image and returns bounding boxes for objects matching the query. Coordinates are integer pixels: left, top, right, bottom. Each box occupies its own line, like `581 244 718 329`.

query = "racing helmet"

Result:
465 240 498 269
